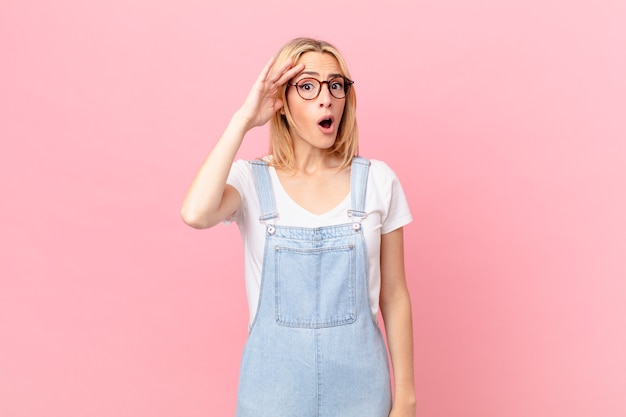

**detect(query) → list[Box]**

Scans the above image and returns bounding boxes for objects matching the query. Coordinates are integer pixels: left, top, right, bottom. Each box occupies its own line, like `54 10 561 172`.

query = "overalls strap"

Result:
250 156 371 223
348 156 370 221
250 159 278 223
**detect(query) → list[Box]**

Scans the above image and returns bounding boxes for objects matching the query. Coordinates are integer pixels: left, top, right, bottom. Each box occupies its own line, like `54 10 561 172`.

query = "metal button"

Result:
267 225 276 235
352 223 361 231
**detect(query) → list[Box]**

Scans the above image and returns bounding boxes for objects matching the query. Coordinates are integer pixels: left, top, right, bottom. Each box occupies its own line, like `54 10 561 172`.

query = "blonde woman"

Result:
182 38 415 417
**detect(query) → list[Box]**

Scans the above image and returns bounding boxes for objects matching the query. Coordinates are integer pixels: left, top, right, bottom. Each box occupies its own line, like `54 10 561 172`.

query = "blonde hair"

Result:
268 38 358 170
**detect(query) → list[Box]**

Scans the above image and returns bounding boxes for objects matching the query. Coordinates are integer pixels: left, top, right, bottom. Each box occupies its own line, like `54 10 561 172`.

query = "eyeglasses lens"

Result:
296 78 347 100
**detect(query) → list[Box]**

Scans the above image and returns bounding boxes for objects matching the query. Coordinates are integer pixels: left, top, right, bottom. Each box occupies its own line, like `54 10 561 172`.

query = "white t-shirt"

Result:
226 158 413 328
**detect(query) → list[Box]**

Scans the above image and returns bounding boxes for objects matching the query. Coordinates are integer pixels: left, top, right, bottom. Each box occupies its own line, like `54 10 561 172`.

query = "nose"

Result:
318 82 333 107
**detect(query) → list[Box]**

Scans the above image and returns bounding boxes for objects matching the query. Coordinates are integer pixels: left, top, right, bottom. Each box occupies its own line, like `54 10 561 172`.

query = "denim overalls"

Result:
235 157 392 417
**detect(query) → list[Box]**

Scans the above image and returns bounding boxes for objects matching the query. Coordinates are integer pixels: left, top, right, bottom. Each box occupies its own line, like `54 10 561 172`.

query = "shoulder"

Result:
227 159 256 197
228 156 276 196
232 158 251 169
367 158 394 172
228 159 252 181
230 156 271 175
359 157 413 231
360 157 411 205
359 157 401 184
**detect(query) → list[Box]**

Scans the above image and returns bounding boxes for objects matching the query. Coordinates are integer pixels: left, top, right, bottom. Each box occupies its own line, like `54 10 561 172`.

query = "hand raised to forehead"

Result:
238 56 305 131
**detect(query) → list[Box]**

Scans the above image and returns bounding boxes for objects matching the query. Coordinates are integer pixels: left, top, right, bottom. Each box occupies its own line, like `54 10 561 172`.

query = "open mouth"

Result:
319 118 332 128
318 116 334 130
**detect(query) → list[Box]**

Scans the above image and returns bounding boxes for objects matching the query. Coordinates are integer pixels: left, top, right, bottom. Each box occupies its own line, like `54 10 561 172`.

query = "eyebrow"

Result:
298 71 344 79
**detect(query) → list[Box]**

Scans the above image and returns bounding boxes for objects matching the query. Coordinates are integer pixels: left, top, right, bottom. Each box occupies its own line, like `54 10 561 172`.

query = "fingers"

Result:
266 57 305 87
268 57 293 83
257 56 276 83
274 62 305 86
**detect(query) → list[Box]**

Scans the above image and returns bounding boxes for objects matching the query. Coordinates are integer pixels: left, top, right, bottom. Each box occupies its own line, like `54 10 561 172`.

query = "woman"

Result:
181 38 415 417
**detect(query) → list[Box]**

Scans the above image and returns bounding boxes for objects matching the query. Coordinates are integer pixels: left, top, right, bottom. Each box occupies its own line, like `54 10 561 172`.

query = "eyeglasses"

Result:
289 77 354 100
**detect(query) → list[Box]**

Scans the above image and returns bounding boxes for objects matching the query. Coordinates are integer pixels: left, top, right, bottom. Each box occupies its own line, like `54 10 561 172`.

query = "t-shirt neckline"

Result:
268 166 350 219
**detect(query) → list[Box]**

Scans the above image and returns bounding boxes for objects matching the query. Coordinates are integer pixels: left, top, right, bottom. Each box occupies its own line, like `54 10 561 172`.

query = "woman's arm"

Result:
180 114 247 229
379 227 416 417
180 57 304 229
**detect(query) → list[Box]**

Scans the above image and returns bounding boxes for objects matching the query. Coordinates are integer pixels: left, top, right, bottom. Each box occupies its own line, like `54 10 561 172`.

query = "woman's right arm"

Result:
180 56 304 229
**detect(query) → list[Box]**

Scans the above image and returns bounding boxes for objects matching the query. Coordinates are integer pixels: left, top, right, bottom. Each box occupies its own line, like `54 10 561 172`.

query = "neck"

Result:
285 131 340 174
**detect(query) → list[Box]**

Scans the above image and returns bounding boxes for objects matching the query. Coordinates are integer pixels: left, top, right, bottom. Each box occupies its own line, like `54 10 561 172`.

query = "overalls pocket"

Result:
274 244 356 328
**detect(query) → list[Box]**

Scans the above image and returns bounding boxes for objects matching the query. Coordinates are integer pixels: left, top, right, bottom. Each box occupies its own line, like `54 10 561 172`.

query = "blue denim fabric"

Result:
235 157 391 417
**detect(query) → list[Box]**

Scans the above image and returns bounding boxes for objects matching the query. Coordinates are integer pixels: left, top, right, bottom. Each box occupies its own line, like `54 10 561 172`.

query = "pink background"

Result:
1 0 625 416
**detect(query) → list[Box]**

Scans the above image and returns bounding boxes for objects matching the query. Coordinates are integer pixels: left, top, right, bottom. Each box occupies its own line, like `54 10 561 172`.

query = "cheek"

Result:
337 102 347 122
286 93 303 117
287 97 314 124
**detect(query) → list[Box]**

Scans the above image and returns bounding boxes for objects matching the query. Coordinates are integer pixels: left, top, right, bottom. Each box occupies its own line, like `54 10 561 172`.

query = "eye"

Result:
330 79 345 91
297 79 318 91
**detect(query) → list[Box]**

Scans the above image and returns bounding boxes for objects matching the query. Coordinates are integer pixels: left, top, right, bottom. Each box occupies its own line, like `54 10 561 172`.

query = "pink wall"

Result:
1 0 625 416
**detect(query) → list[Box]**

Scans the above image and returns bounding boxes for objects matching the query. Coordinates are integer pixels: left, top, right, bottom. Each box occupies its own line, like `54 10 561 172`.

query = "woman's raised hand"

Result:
236 56 305 132
181 57 303 229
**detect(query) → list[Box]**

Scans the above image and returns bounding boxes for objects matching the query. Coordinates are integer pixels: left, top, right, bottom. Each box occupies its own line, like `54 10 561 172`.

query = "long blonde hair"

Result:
269 38 358 170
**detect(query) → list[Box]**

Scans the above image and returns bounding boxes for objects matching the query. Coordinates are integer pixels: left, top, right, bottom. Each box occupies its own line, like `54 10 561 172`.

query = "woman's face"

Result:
286 52 347 153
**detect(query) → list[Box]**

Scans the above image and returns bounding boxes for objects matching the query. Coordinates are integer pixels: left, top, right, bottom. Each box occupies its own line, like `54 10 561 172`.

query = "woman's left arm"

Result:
379 227 416 417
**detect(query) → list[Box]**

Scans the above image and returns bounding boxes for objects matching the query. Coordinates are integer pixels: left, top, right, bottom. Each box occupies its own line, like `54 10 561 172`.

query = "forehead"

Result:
295 52 342 76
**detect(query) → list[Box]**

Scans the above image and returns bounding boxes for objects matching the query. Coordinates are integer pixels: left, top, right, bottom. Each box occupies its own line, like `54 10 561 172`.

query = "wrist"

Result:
231 109 255 133
394 382 416 406
394 394 416 407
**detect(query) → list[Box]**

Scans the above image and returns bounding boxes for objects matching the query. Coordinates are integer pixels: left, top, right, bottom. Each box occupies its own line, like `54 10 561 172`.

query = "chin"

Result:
292 129 338 150
318 136 337 149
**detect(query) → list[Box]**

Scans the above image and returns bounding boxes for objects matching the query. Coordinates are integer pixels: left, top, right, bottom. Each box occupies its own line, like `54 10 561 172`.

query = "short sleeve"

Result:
376 161 413 235
223 159 251 224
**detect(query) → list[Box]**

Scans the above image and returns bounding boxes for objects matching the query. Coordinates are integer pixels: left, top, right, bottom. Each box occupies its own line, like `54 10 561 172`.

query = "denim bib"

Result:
235 157 391 417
